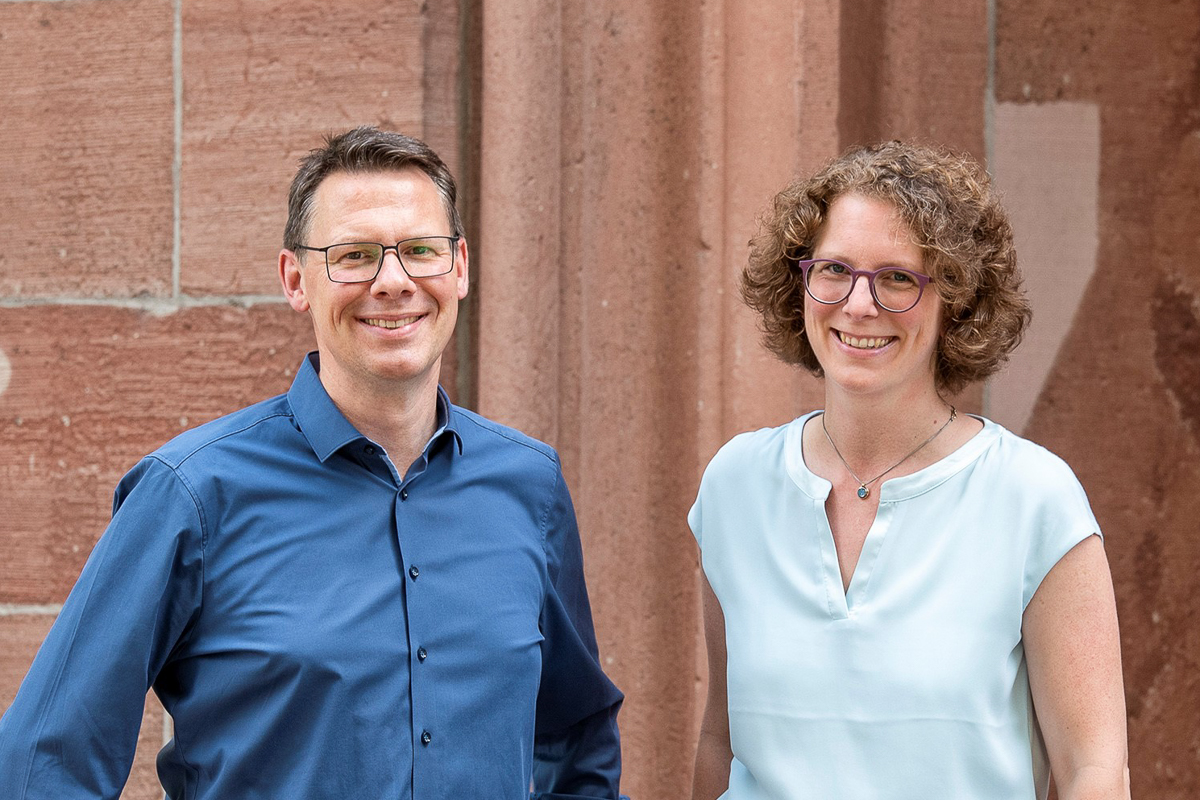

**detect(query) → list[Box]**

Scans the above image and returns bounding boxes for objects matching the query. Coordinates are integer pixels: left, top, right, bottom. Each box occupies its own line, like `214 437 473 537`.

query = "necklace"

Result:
821 406 957 500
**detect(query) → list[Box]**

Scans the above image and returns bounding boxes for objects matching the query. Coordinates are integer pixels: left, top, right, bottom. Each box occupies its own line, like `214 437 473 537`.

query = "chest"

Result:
172 461 549 692
710 488 1031 719
823 484 881 587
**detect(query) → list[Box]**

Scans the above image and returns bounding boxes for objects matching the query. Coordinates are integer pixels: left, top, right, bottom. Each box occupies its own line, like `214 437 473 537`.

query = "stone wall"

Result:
1 1 1195 797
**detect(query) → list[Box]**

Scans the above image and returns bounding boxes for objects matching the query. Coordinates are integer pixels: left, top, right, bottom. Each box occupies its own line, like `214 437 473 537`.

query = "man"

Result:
0 126 624 798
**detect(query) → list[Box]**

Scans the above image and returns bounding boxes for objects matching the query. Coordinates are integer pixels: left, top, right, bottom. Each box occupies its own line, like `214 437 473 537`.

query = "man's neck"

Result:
320 365 442 477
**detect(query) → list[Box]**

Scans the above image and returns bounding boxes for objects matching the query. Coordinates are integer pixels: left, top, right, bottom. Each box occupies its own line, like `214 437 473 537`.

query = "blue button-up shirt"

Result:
0 353 624 799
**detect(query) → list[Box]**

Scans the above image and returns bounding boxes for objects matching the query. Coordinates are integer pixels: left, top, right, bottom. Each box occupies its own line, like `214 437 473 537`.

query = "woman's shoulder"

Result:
705 412 818 473
979 421 1085 490
970 421 1099 531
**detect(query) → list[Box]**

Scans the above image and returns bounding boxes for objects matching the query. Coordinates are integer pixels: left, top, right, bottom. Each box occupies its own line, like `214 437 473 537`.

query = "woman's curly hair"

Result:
741 141 1031 394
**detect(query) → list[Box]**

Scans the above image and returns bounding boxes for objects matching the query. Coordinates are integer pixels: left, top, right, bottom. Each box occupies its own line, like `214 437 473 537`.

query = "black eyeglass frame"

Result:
295 235 462 284
797 257 932 313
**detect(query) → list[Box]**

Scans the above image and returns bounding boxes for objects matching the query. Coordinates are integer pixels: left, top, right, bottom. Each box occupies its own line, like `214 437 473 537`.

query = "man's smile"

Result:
361 314 424 330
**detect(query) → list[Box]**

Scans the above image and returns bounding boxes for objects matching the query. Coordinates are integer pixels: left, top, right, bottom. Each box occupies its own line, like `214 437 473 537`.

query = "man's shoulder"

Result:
150 392 295 470
448 404 559 466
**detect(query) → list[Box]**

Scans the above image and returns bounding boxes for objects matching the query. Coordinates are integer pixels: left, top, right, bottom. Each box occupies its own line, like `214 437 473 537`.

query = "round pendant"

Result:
856 485 870 499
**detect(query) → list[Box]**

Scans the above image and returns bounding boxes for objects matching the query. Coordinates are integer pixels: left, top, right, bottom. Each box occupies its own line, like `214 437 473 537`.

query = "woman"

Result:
690 142 1129 800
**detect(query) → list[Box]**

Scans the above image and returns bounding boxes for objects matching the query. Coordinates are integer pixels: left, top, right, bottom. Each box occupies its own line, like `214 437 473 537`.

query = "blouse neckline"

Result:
784 411 1002 503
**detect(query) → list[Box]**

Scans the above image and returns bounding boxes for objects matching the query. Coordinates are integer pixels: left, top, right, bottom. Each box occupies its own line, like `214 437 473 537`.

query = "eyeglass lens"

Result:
326 237 456 282
804 260 923 312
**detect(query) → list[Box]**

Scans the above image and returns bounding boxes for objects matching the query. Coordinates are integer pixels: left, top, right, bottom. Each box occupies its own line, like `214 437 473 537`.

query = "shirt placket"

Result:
390 442 442 797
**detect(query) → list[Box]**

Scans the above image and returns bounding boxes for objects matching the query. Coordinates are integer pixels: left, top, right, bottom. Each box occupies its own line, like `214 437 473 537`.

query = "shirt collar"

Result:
433 384 465 456
288 352 464 462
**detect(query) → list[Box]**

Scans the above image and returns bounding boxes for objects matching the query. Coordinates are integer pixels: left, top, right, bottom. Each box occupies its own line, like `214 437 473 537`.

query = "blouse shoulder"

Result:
980 424 1102 606
689 415 812 546
984 425 1093 506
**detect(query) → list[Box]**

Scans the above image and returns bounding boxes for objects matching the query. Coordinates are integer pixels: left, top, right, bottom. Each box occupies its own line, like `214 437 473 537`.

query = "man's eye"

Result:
329 245 380 266
403 239 448 260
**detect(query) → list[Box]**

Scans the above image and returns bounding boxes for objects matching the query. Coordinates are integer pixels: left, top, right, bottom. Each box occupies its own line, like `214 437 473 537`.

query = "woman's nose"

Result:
841 275 879 316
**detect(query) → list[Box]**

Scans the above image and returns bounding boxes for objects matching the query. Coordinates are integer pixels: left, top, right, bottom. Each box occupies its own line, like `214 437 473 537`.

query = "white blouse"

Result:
689 413 1100 800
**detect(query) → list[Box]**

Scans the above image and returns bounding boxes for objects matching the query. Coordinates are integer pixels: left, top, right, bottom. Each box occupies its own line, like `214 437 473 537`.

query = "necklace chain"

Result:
821 406 957 500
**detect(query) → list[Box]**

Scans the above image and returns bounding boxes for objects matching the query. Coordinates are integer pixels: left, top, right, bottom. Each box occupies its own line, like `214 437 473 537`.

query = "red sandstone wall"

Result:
2 1 1196 798
0 1 461 796
476 3 991 797
996 2 1200 797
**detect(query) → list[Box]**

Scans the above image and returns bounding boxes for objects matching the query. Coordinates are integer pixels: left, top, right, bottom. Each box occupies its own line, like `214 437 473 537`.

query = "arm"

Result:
692 575 732 800
531 460 624 800
0 458 203 800
1023 534 1130 800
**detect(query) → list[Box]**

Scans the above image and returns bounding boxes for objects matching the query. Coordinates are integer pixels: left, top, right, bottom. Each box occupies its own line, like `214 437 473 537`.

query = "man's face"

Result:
279 168 469 401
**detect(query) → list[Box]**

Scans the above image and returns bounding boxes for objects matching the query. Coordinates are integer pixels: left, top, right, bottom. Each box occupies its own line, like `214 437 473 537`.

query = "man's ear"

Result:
455 237 470 301
280 249 310 313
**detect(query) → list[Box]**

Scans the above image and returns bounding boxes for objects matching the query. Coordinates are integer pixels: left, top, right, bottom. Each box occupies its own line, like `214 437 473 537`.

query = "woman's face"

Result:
804 193 943 402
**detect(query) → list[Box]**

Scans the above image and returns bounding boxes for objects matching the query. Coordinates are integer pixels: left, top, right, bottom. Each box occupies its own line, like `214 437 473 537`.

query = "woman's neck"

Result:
818 384 956 473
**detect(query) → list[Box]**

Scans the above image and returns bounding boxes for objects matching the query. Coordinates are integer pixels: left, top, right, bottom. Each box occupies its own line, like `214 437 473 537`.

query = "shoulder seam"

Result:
452 410 558 466
161 412 295 470
141 454 210 552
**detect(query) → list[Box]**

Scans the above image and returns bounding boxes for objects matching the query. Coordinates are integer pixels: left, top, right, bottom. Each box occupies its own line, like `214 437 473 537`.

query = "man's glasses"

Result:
799 258 931 313
296 236 460 283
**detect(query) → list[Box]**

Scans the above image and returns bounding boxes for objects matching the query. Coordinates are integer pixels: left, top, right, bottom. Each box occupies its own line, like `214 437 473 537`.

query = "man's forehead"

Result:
312 166 436 200
308 167 445 229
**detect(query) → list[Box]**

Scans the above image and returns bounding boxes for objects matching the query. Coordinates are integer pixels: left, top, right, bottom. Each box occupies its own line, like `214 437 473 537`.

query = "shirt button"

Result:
409 565 420 580
400 488 409 501
417 647 427 662
421 730 432 745
364 445 376 455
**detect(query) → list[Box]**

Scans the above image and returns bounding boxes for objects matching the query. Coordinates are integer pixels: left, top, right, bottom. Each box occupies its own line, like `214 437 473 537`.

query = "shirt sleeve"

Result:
530 456 625 800
0 456 204 800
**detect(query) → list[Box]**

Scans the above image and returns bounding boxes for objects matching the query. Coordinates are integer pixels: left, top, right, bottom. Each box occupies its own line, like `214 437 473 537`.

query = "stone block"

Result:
839 0 987 153
0 0 174 299
0 303 315 603
179 0 426 296
0 613 54 709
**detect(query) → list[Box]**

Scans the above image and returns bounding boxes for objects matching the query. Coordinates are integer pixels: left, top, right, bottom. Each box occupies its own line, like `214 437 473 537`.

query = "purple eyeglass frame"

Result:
797 258 931 313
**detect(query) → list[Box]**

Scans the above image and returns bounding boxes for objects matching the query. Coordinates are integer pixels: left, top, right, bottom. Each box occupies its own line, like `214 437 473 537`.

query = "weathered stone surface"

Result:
0 0 174 299
178 0 426 296
477 2 991 796
0 614 54 710
999 0 1200 795
839 0 987 154
0 304 315 604
2 0 1196 795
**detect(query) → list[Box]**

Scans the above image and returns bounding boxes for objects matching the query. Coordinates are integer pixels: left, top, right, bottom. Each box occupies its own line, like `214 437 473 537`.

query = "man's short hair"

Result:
741 140 1032 394
284 126 463 251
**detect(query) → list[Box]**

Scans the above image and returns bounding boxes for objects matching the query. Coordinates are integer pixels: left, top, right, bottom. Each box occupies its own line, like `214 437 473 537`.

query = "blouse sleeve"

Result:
1020 448 1103 609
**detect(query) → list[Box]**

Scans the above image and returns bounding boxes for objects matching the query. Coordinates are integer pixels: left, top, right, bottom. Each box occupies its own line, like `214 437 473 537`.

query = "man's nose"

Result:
371 250 417 292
